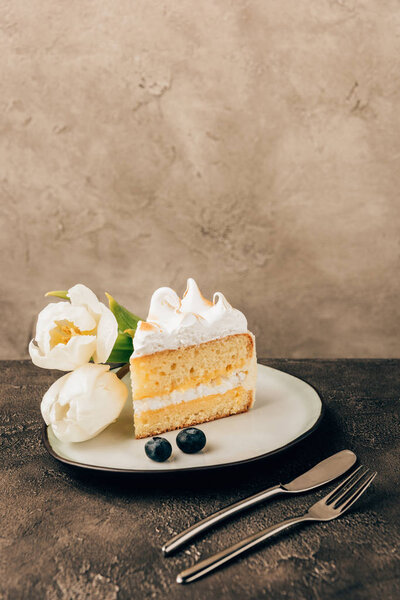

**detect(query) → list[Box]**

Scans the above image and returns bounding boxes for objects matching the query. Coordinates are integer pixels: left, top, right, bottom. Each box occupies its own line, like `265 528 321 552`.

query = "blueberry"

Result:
176 428 206 454
145 437 172 462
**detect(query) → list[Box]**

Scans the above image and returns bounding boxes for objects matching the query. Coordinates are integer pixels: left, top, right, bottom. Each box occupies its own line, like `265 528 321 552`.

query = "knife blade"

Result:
162 449 357 556
283 449 357 492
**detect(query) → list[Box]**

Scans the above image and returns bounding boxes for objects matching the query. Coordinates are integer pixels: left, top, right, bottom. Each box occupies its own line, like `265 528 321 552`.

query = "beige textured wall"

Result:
1 0 400 359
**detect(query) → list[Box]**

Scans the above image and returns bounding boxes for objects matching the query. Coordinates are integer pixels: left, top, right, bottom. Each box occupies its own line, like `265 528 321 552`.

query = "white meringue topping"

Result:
132 279 248 357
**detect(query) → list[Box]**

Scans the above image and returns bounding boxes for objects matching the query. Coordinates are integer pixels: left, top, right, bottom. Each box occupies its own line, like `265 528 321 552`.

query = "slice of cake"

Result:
130 279 256 438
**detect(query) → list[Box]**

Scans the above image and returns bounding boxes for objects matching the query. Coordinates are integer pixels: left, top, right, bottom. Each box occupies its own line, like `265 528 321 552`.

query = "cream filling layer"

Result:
133 368 251 415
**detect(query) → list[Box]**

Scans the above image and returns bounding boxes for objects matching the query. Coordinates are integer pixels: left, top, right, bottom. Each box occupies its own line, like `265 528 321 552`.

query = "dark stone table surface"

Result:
1 359 399 600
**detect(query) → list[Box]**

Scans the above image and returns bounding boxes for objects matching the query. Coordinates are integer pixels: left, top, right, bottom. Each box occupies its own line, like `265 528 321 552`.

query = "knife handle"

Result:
162 484 285 556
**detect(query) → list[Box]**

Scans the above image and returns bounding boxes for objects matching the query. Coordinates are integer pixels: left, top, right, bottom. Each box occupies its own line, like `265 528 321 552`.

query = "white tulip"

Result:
29 284 118 371
41 364 128 442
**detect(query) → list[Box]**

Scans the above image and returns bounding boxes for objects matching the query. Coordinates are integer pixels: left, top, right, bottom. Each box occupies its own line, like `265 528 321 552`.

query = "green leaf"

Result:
107 346 132 363
105 293 142 333
106 332 133 363
114 331 133 350
45 290 69 300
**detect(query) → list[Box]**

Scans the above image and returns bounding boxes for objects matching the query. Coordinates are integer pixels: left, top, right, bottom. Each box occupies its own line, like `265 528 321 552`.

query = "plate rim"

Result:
41 364 324 474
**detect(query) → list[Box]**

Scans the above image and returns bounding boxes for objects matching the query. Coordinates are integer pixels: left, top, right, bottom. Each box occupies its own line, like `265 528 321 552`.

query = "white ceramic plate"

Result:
43 363 323 473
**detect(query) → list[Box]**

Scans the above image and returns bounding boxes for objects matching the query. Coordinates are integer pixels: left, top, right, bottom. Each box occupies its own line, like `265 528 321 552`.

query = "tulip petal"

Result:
34 302 70 352
61 362 109 396
34 302 97 355
93 303 119 363
41 371 70 424
68 284 101 313
72 367 127 437
29 335 97 371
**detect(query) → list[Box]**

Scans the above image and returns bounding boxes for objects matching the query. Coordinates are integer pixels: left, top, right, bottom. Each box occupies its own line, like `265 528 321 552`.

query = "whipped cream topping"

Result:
132 279 248 357
134 370 248 414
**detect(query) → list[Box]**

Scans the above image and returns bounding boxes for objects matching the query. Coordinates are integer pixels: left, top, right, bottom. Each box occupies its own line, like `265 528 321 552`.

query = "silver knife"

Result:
162 449 357 556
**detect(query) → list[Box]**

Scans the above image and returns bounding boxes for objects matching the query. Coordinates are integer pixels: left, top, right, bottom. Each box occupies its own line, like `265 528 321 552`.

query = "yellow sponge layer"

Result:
130 333 254 401
134 386 253 439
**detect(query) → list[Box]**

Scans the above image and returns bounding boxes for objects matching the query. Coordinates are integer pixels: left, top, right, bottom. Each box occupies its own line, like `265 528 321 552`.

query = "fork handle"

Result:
163 485 284 556
177 514 311 584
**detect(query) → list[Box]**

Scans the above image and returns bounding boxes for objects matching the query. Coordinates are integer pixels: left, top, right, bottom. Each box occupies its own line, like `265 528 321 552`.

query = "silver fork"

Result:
177 465 376 584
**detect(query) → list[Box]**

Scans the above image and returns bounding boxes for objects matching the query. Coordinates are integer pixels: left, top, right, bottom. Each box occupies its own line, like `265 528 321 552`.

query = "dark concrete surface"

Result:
0 359 399 600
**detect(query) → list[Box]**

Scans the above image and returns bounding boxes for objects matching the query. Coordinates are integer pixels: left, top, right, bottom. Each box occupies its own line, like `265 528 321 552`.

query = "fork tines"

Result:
326 465 376 511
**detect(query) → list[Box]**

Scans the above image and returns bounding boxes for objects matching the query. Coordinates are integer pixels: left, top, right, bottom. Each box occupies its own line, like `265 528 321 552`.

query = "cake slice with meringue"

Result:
130 279 257 439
